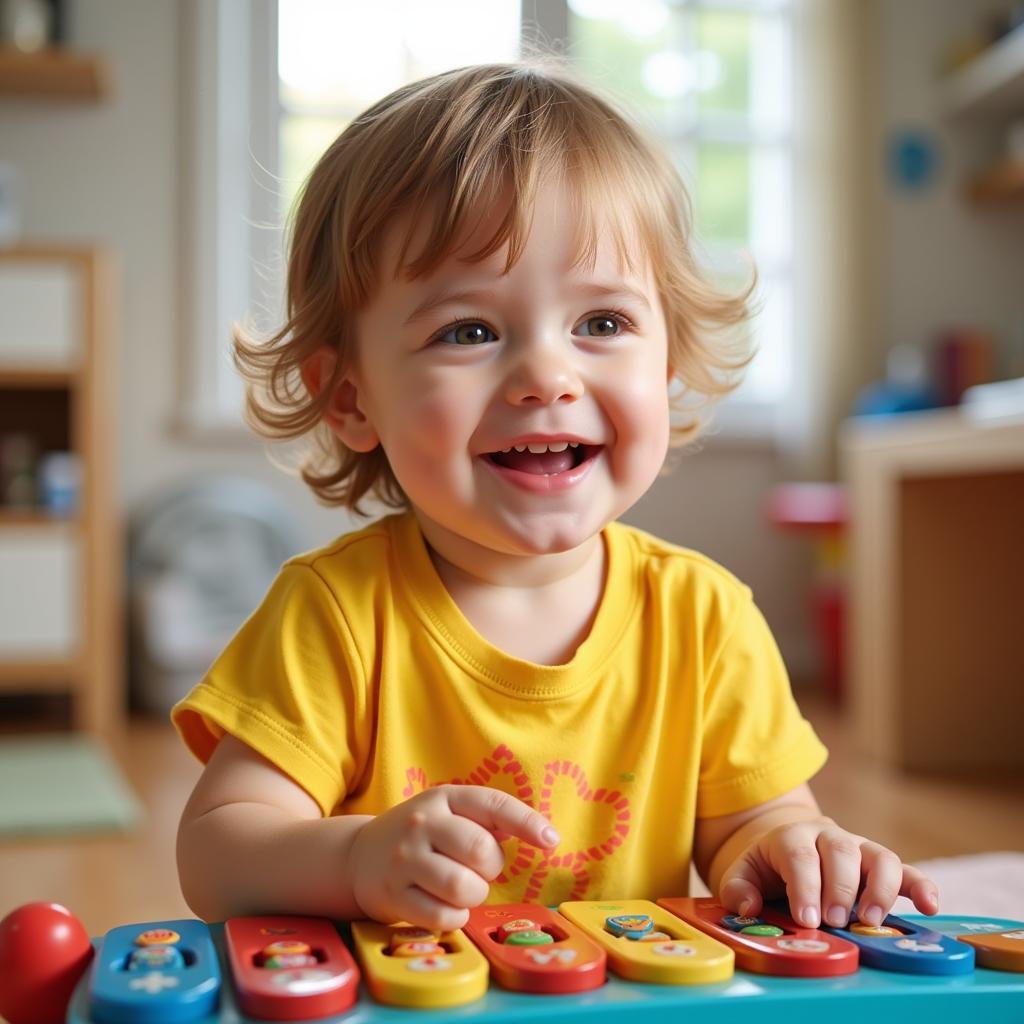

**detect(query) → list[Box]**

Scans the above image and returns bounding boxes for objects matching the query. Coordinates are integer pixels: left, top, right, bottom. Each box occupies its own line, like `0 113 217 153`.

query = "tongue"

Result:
492 448 576 475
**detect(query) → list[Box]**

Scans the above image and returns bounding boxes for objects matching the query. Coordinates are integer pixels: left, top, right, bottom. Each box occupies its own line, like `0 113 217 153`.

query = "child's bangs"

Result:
566 153 674 281
394 139 662 284
388 65 664 283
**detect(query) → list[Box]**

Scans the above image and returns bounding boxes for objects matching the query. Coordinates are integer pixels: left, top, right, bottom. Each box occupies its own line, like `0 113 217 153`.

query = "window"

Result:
183 0 797 439
278 1 522 218
562 0 796 432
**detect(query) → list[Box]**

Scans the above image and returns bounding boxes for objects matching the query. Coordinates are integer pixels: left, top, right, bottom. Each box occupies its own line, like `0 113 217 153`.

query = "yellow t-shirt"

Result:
173 512 827 905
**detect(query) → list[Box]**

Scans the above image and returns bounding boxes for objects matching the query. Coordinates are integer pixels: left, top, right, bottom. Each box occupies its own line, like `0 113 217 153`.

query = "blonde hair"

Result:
235 60 755 511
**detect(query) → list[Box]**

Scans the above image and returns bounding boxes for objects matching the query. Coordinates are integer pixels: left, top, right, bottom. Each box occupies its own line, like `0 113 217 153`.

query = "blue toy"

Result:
87 919 220 1024
822 910 975 975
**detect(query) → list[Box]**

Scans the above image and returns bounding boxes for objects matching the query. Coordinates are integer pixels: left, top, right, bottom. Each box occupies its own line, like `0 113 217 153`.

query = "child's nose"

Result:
503 342 584 406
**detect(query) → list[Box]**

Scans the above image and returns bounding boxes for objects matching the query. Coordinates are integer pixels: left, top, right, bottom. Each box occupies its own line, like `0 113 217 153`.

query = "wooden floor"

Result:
1 694 1023 937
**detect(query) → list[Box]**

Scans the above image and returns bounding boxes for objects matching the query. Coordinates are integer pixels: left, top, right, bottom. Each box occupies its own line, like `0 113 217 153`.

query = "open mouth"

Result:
485 441 600 476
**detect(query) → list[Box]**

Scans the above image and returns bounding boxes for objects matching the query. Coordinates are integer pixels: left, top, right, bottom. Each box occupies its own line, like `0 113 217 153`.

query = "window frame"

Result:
178 0 279 437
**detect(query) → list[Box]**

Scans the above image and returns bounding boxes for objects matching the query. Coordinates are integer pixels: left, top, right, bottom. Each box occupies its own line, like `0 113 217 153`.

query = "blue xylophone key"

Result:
88 919 221 1023
821 911 975 975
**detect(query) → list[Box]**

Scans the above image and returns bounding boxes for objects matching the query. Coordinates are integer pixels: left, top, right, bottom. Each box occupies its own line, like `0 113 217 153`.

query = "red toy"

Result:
658 896 859 977
223 915 360 1020
464 903 606 993
0 902 94 1024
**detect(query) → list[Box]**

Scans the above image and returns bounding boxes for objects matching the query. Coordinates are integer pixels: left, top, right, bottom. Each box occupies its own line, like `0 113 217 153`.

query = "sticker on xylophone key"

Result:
605 913 654 939
505 929 554 947
126 945 186 972
721 914 764 932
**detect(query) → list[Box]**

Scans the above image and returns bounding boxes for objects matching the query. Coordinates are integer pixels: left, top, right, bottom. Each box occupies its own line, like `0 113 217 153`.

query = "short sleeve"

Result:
696 596 828 818
171 563 369 816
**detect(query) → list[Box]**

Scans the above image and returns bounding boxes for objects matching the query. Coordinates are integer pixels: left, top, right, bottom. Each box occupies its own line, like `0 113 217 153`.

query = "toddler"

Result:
174 62 937 933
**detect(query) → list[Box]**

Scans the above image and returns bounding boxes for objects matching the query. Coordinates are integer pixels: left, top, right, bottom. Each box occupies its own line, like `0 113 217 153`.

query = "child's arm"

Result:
177 734 559 928
692 783 938 929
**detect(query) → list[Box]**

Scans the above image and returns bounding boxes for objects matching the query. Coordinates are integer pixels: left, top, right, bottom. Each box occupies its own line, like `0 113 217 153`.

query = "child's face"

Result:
344 184 672 561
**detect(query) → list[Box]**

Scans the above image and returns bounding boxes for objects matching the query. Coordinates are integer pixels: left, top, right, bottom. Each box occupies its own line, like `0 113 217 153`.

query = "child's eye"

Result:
574 312 629 338
437 321 497 346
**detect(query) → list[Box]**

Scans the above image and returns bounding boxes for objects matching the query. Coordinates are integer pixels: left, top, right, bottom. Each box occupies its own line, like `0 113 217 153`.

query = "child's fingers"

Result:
816 828 864 927
718 859 765 918
900 866 940 915
768 826 827 928
428 815 506 880
854 842 906 926
396 884 471 933
440 785 559 850
408 849 491 911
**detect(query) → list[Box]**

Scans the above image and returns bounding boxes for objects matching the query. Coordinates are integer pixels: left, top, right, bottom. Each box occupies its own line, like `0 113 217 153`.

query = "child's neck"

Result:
415 513 608 666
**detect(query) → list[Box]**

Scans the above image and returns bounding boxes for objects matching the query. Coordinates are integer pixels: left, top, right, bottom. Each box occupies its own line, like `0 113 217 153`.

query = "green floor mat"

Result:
0 734 143 836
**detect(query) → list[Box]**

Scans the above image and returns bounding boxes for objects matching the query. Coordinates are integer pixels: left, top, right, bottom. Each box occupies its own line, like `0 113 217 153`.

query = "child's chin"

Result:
498 515 603 556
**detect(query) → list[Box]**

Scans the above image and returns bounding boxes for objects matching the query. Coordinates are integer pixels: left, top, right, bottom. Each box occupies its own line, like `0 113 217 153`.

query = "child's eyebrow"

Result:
573 282 653 313
403 287 500 326
403 282 653 327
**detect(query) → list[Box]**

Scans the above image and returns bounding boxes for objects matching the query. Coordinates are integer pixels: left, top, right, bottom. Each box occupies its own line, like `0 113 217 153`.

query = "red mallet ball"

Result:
0 902 94 1024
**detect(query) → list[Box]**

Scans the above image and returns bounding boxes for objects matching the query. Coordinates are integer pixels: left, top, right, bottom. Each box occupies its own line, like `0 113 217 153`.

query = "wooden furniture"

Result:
0 46 109 100
840 410 1024 775
0 247 122 736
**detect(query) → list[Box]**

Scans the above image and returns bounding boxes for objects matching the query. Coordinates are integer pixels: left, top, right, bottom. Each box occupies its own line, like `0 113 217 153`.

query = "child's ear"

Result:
300 347 380 453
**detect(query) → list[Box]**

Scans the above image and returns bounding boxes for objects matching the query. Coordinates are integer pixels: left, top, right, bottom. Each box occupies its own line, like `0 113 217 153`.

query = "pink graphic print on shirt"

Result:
402 745 631 903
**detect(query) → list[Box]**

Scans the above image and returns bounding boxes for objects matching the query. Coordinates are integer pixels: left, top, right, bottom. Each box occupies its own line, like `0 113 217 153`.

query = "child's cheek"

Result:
601 368 672 493
610 362 672 440
387 378 472 461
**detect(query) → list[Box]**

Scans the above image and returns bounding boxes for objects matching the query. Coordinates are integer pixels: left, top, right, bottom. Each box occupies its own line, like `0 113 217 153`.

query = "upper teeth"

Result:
502 441 580 453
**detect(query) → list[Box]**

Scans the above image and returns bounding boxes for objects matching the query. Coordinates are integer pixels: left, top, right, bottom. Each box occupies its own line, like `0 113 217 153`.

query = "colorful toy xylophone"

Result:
1 898 1021 1024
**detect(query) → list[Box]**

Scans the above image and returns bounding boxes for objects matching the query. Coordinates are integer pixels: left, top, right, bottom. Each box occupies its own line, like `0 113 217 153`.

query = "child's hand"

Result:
347 785 559 931
717 819 939 929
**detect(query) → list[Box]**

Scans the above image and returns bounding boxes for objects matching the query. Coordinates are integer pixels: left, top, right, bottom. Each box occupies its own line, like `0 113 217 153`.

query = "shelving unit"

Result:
0 247 122 737
941 24 1024 205
0 46 109 100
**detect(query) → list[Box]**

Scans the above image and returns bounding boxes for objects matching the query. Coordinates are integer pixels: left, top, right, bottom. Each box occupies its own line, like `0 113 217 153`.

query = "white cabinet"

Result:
0 262 81 367
0 526 79 656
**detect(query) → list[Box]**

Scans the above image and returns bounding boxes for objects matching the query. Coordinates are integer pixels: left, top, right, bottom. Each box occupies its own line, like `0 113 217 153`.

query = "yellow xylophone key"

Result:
349 920 489 1008
558 899 734 985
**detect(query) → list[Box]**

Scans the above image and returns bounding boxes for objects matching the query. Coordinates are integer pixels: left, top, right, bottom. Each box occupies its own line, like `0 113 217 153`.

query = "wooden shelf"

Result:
0 508 78 528
968 158 1024 203
0 658 78 689
0 366 77 387
0 47 109 101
